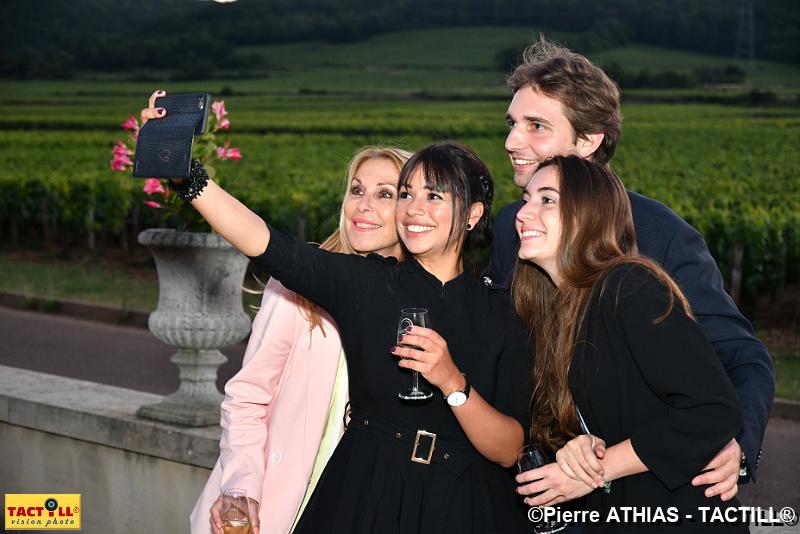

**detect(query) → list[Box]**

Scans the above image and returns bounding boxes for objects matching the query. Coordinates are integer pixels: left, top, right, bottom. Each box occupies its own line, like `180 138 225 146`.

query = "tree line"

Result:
1 0 797 79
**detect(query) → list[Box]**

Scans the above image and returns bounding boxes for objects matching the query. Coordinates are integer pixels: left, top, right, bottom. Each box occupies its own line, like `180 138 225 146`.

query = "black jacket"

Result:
570 263 746 532
487 191 775 480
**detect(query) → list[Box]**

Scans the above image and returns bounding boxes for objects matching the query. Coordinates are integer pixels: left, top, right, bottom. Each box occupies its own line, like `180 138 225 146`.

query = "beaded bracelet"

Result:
169 159 209 201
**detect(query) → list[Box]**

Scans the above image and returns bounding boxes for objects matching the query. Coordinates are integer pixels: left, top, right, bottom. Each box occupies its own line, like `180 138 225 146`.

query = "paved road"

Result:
1 305 799 528
0 306 246 394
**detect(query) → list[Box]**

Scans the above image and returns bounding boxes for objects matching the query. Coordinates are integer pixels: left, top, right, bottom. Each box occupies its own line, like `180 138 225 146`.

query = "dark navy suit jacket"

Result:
487 192 775 480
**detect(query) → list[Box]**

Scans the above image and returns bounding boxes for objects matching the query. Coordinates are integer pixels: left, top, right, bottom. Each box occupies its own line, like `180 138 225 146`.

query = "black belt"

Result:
347 409 481 478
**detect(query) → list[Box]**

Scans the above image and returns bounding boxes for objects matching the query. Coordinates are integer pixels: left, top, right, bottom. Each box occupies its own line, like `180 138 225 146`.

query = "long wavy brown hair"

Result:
511 155 691 452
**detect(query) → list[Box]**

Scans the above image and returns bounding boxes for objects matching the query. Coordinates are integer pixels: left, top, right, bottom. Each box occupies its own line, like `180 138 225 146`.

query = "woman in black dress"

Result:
142 89 531 534
512 155 747 532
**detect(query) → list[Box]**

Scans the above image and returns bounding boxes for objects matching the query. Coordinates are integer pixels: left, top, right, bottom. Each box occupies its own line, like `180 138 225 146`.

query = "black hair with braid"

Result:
398 142 493 255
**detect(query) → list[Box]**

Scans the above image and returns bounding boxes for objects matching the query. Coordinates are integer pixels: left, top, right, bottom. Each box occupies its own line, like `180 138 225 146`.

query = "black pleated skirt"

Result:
293 420 531 534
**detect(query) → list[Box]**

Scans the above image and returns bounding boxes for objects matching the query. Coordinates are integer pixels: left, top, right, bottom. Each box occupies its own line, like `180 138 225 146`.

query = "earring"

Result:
466 223 473 230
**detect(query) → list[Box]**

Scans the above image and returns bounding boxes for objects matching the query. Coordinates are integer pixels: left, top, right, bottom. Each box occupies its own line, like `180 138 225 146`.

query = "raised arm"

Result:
140 90 270 257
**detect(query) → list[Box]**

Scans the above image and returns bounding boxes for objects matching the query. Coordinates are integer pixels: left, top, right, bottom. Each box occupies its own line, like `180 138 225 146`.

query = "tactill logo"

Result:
5 494 81 530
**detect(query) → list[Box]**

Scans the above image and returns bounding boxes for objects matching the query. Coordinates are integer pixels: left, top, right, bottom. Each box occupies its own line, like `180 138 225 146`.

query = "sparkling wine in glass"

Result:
397 307 433 400
517 444 567 534
221 488 251 534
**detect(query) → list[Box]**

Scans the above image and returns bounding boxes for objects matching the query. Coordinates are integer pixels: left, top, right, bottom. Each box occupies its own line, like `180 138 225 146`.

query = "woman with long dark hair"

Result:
512 155 746 532
141 92 532 533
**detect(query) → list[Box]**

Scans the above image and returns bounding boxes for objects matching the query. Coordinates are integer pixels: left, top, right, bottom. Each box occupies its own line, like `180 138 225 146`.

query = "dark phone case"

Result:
133 93 211 179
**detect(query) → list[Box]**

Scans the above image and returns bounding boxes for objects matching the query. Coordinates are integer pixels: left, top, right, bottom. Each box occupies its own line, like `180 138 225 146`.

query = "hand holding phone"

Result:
133 92 211 179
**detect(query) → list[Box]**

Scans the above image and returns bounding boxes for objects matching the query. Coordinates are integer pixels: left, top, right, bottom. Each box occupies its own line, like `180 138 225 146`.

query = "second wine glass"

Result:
517 444 567 534
220 488 252 534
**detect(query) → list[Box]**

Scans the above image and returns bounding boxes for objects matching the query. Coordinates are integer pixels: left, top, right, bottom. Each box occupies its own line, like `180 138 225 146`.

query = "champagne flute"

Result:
517 444 567 534
220 488 251 534
397 307 433 400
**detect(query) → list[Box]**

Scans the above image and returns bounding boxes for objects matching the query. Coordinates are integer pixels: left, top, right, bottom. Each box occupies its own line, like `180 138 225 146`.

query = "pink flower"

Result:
113 140 132 157
216 143 242 161
110 140 134 170
121 115 139 130
211 100 227 123
121 115 141 141
143 200 162 209
122 115 140 133
218 118 230 130
110 153 133 171
143 178 166 195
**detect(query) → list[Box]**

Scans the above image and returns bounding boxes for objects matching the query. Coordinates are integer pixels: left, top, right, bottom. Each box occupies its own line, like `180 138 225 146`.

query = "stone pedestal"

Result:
137 229 251 426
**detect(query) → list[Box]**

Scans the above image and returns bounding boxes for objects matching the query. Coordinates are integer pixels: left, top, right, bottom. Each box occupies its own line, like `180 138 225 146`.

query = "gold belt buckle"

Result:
411 429 436 464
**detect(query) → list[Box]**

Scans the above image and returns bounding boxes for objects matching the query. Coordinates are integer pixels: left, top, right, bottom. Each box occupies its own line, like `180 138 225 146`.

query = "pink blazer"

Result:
190 278 343 534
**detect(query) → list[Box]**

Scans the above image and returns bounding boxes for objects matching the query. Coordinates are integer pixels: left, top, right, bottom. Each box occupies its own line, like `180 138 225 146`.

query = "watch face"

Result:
448 392 467 406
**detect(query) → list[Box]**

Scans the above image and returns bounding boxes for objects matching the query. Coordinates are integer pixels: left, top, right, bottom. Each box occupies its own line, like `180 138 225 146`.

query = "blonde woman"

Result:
190 146 412 534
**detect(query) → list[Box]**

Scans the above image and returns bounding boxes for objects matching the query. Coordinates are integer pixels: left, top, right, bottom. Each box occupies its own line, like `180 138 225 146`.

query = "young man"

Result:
488 39 774 501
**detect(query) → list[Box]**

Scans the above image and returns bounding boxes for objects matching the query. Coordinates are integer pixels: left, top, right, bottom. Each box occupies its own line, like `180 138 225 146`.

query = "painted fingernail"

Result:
404 326 412 333
397 334 404 342
157 89 165 94
391 346 397 353
157 108 165 115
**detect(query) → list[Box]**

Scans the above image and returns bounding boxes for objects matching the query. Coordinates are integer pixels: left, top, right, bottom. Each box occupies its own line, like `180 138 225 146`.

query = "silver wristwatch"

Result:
445 375 471 407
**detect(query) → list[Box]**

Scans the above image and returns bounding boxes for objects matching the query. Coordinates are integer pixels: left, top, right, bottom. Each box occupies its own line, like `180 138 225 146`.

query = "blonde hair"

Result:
278 146 412 334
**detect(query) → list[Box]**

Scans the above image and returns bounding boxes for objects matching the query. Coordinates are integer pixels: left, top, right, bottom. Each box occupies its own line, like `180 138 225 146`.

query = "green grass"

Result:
239 26 554 69
593 45 800 87
237 27 800 88
0 252 264 315
774 352 800 402
2 27 798 103
0 252 158 312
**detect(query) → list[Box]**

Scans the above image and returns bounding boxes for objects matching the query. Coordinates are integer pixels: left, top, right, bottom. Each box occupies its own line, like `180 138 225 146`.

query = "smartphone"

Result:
133 92 211 179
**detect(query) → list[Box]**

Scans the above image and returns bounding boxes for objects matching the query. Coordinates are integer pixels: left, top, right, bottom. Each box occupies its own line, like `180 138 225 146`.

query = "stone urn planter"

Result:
136 229 252 426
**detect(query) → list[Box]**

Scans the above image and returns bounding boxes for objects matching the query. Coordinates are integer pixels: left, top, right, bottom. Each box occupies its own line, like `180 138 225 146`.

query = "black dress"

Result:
570 264 747 533
249 227 532 534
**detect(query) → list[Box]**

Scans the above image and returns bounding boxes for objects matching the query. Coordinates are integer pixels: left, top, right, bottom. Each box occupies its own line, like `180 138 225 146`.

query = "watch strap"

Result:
444 374 470 401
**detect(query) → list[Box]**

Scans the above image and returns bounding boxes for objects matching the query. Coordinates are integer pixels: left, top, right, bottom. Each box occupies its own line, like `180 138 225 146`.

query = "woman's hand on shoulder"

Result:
556 434 607 489
210 494 260 534
515 462 595 507
394 326 463 394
